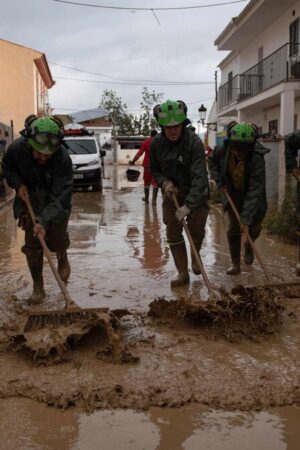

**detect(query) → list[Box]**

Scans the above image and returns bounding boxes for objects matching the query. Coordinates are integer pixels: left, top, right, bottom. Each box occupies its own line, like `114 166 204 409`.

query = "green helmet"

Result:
154 100 187 127
228 122 257 144
28 117 62 155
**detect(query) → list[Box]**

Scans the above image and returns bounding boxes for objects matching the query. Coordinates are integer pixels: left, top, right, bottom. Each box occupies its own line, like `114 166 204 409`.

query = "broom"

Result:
224 190 300 289
23 197 108 332
172 193 222 301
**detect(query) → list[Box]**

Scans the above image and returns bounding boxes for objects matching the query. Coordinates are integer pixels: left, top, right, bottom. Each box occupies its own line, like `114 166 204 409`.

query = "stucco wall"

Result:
0 40 45 137
238 1 300 73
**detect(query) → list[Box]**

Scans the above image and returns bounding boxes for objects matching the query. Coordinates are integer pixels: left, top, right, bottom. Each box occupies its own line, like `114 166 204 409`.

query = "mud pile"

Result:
148 286 284 340
8 306 136 363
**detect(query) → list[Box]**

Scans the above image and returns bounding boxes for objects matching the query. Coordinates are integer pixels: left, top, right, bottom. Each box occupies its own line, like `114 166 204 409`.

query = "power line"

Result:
50 61 213 85
54 75 215 86
52 0 247 11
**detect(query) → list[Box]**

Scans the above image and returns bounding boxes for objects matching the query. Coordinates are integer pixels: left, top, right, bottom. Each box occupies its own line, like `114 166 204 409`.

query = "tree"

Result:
99 87 164 136
99 89 128 137
140 87 164 136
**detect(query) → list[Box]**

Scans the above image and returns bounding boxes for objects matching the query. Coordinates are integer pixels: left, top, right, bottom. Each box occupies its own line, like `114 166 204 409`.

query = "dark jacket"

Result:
285 131 300 173
149 128 209 210
208 139 268 225
3 137 73 228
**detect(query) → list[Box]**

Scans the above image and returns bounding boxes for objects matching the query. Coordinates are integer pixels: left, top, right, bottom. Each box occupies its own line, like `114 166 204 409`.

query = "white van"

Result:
62 124 105 191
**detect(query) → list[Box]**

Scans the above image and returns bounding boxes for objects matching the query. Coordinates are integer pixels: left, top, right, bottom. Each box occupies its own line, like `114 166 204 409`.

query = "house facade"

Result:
213 0 300 205
0 39 54 138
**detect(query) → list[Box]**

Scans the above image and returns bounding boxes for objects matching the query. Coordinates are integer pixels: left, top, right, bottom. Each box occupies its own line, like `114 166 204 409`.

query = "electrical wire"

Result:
54 75 215 86
52 0 247 11
50 61 214 85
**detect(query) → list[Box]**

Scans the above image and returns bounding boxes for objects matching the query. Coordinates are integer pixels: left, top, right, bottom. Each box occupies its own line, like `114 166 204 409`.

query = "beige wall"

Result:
0 40 46 138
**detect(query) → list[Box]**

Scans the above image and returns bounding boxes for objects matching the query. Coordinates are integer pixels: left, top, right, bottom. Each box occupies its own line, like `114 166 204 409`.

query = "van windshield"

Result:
63 139 97 154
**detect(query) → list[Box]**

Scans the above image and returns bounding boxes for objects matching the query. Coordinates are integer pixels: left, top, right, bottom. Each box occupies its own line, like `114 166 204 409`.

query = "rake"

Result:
23 197 107 332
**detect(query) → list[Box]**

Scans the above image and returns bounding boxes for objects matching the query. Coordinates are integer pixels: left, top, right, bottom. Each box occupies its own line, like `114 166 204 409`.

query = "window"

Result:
268 120 278 135
289 18 299 56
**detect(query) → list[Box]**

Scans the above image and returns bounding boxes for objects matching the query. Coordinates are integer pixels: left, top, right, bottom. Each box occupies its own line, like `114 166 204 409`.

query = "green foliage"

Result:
263 199 298 242
99 87 163 136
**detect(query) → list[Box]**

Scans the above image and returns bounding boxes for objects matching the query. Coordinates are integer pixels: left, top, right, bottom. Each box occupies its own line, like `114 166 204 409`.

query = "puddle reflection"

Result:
0 399 299 450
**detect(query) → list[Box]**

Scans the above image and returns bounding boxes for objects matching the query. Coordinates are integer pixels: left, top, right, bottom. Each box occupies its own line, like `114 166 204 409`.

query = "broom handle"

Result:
224 191 271 282
24 197 73 309
172 193 213 293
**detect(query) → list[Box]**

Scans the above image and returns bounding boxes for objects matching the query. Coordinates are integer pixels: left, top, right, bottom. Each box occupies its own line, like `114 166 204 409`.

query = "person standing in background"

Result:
129 130 159 204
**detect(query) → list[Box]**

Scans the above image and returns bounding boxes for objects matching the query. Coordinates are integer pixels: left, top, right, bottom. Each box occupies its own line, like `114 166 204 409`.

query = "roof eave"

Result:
34 54 55 89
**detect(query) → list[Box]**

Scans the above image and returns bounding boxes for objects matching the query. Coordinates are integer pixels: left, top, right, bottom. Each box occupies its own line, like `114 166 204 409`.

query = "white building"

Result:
212 0 300 205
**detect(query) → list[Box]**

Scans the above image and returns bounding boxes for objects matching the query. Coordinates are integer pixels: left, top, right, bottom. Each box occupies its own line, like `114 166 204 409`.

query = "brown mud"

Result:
0 167 300 432
149 285 284 340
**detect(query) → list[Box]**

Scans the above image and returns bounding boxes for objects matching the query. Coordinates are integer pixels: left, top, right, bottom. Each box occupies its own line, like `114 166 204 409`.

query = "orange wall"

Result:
0 40 47 138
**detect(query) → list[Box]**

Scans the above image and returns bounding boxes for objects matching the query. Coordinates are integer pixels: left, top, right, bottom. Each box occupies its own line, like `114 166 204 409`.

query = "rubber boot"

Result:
152 187 158 205
142 187 150 204
28 276 46 305
170 242 190 287
226 236 241 275
191 240 202 275
244 241 254 265
57 251 71 282
25 251 45 304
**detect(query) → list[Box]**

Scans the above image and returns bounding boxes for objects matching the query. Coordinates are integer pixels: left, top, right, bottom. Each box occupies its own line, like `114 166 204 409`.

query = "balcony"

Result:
218 42 300 112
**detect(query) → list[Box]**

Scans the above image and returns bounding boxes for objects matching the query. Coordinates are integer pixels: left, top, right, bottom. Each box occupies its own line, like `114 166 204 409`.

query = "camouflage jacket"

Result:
208 140 269 225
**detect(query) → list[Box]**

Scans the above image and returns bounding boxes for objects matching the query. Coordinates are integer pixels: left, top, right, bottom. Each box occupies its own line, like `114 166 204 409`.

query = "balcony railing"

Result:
218 42 300 111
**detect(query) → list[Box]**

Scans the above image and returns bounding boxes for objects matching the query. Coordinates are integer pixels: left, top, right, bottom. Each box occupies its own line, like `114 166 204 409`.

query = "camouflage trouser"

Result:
225 192 263 240
162 193 209 247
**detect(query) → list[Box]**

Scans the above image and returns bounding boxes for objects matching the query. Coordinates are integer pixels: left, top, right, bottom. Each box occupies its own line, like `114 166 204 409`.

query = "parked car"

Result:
62 124 106 191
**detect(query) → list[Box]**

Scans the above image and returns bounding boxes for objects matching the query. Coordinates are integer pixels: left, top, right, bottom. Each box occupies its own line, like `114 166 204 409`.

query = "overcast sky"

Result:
2 0 247 126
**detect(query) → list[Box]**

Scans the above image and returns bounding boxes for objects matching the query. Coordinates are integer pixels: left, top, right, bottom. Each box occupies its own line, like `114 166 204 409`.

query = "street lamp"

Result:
198 104 207 126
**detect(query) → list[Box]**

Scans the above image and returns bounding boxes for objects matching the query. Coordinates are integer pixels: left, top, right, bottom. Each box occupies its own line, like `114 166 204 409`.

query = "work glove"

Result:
175 204 191 222
18 213 32 231
240 223 249 235
33 223 46 239
162 180 178 200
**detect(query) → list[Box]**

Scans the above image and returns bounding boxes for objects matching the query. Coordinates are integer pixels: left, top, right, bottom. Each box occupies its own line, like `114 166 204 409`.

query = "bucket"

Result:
126 168 140 182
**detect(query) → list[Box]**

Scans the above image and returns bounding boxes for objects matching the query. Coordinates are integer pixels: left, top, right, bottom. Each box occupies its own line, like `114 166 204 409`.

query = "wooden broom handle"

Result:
224 191 271 282
172 193 213 293
24 196 73 309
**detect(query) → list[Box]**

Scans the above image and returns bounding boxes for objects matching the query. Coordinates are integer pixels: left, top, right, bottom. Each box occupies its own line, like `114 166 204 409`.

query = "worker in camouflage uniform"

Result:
3 115 73 304
285 130 300 275
208 122 268 275
150 100 209 287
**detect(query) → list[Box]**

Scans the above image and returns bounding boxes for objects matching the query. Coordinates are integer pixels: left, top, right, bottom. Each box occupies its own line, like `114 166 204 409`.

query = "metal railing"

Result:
218 42 300 111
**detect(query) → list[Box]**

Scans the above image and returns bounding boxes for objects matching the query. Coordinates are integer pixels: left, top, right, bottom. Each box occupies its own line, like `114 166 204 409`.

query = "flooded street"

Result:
0 165 300 449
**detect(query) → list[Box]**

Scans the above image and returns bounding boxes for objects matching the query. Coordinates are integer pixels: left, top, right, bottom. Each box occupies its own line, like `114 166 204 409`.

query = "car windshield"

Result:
63 139 97 155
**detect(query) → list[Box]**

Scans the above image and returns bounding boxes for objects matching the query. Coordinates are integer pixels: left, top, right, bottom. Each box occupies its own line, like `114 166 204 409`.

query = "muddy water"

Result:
0 165 300 448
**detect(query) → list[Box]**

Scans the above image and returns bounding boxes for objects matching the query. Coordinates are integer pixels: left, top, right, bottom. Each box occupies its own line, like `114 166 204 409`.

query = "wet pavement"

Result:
0 165 300 449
